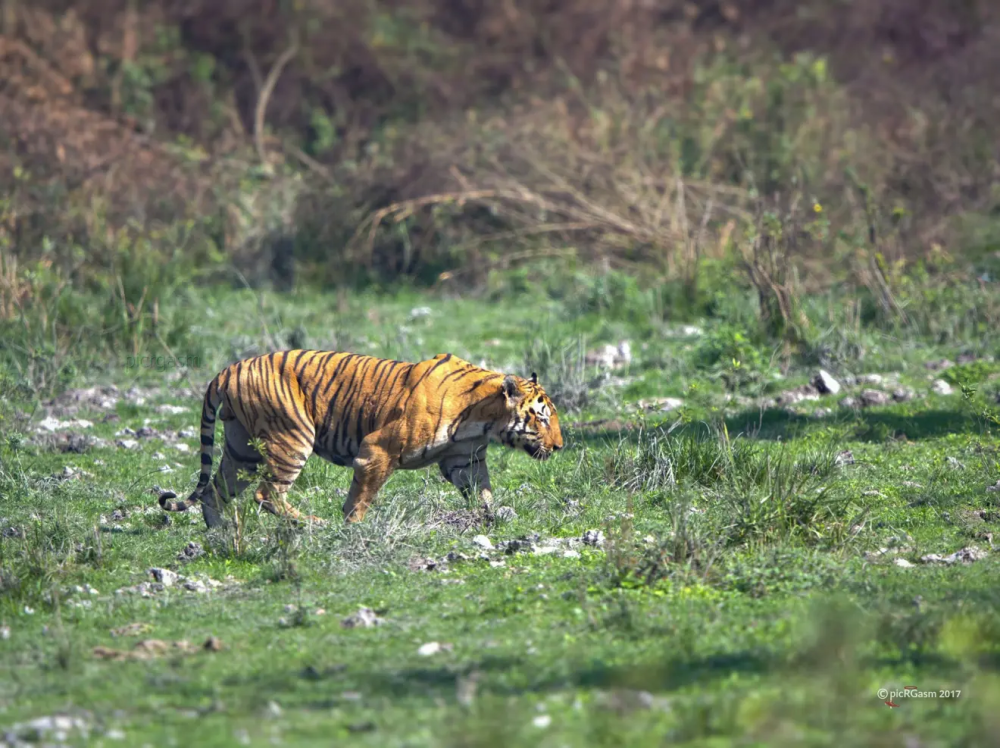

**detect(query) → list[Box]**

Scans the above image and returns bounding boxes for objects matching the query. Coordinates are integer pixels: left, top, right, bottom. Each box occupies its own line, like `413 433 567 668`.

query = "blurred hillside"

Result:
1 0 999 295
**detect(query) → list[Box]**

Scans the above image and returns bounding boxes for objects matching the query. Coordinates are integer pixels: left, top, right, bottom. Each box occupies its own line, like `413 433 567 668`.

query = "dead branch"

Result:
254 37 299 170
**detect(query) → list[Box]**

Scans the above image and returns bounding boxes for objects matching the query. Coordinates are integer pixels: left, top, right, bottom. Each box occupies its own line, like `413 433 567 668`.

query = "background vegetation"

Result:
2 0 1000 381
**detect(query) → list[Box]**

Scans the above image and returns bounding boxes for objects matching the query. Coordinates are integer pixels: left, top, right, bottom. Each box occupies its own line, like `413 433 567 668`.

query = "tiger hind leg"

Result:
254 436 324 525
201 417 263 528
204 451 258 528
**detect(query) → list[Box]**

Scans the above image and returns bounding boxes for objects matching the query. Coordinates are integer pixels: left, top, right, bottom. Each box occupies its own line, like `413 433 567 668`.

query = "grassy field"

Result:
3 280 1000 747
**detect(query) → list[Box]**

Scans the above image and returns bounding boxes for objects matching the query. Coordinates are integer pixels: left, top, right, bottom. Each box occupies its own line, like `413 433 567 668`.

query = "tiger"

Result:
157 350 563 527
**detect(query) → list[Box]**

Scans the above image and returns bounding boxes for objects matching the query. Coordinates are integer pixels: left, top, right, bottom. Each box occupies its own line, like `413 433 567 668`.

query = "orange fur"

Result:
158 351 563 526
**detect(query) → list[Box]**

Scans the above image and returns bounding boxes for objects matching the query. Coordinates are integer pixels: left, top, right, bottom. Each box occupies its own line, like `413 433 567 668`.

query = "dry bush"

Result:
1 0 997 296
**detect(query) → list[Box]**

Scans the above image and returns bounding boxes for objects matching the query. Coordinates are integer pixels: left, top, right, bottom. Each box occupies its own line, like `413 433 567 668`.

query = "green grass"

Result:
3 283 1000 746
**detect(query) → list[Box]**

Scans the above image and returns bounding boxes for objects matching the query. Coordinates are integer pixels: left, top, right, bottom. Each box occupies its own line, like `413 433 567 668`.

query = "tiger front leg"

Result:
439 454 495 523
343 440 395 524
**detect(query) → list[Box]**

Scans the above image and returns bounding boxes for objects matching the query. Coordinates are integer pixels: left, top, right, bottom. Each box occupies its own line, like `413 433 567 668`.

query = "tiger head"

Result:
498 373 563 460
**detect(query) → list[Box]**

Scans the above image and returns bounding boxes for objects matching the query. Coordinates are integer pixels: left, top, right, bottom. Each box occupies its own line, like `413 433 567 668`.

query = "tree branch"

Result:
254 37 299 171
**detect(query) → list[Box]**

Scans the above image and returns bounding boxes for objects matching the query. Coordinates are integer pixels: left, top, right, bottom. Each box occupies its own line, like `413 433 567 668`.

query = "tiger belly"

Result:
398 419 493 470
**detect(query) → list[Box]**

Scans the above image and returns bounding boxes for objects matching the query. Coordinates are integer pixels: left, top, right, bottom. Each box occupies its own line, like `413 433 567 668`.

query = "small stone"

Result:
494 506 517 522
115 438 139 450
925 359 954 371
835 450 855 467
341 607 383 629
418 641 443 656
920 546 988 565
582 529 605 548
156 405 188 415
839 396 859 409
262 700 282 718
177 541 205 562
813 369 841 395
986 480 1000 493
856 373 884 385
562 549 581 559
183 579 207 593
637 397 684 412
203 636 224 651
532 714 552 728
893 558 914 568
892 387 915 403
932 379 954 396
472 534 494 550
149 567 177 587
860 389 890 407
504 538 535 555
946 456 965 470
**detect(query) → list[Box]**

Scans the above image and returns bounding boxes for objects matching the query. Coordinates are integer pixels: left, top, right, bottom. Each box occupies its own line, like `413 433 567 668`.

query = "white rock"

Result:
36 416 94 432
156 405 189 415
893 558 914 568
932 379 954 395
920 546 988 565
813 369 841 395
262 700 282 718
472 535 494 550
341 607 383 629
418 641 442 656
494 506 517 522
582 529 605 548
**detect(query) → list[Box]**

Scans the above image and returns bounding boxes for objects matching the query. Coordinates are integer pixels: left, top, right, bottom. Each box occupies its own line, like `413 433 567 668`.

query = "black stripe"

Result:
312 353 355 420
292 350 312 378
438 365 478 389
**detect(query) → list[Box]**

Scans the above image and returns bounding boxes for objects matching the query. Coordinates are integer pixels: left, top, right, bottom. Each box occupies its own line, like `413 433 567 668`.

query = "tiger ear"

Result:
530 372 538 385
502 374 521 403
